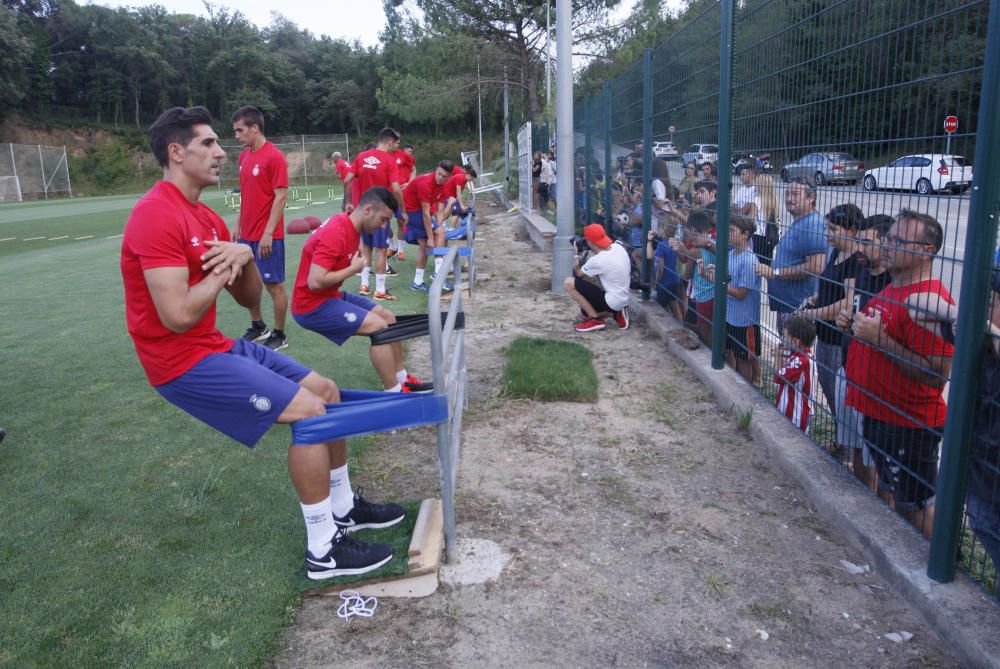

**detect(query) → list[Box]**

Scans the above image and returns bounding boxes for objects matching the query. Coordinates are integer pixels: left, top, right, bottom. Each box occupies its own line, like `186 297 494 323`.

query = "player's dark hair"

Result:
687 208 713 233
826 203 864 231
695 179 717 194
730 214 755 237
377 127 401 143
148 106 215 168
404 144 414 151
857 213 894 238
784 314 817 347
462 165 477 179
438 160 455 172
230 106 265 132
358 185 397 212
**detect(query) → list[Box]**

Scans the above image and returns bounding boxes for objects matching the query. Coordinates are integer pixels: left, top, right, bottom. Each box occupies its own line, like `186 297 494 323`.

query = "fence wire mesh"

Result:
0 143 73 201
574 0 998 598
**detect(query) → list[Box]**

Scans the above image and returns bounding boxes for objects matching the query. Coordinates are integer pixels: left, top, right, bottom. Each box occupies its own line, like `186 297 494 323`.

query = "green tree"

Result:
0 6 31 117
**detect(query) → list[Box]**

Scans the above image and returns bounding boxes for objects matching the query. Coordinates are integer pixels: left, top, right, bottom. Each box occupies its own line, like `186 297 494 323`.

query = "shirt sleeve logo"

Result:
250 394 272 411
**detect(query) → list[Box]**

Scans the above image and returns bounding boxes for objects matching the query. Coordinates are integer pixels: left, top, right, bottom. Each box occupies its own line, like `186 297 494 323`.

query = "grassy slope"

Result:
0 188 431 667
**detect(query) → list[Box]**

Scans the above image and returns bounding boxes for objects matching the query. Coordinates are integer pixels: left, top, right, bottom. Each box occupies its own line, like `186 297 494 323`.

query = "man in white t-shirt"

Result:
564 224 632 332
732 163 757 216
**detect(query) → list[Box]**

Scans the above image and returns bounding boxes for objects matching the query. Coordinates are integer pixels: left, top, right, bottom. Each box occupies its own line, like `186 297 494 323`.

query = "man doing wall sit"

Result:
121 106 401 581
565 224 632 332
291 186 433 394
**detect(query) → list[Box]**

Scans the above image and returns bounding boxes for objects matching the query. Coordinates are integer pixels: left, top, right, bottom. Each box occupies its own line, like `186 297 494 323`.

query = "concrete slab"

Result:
440 538 511 587
630 296 1000 669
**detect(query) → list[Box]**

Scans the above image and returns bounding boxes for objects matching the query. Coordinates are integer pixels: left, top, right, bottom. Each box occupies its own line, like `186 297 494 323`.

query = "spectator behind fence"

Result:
701 162 717 182
756 178 827 334
834 214 894 492
678 162 698 202
703 215 761 384
847 209 954 539
751 173 780 266
799 203 865 425
732 163 757 217
676 208 716 346
774 314 817 434
647 228 683 321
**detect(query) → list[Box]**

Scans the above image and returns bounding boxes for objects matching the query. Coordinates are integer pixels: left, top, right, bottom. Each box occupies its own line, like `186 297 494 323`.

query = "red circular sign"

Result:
944 115 958 133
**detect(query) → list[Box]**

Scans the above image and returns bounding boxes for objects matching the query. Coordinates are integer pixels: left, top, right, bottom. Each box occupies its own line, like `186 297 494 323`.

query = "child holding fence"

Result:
773 314 817 434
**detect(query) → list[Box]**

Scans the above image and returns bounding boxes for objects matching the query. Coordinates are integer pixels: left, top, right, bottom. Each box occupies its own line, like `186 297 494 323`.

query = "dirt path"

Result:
274 201 959 668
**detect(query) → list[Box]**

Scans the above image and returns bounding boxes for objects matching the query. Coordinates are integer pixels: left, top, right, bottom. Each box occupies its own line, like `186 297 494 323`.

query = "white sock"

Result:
386 382 402 392
360 267 371 286
434 257 443 274
329 464 354 518
398 240 405 253
397 369 408 384
414 268 425 284
301 498 337 557
375 273 387 293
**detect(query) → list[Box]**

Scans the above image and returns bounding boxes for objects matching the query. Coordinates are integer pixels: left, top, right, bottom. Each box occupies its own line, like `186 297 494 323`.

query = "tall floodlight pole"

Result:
546 1 552 107
477 58 484 173
552 0 573 293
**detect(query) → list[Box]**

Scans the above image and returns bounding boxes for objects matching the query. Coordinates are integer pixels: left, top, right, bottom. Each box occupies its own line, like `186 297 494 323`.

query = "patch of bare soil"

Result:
273 201 960 668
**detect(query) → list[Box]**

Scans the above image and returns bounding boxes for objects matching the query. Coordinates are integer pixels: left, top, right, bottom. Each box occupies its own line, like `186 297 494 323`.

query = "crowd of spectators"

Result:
580 151 997 570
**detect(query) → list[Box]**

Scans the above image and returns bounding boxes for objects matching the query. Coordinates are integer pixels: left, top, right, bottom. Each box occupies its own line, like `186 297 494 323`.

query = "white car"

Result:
682 143 719 167
652 141 678 158
862 154 973 195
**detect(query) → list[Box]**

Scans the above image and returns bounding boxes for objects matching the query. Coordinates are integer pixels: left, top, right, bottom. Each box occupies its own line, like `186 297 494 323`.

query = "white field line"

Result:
106 234 123 239
23 236 45 241
0 237 15 242
74 235 94 240
48 236 68 240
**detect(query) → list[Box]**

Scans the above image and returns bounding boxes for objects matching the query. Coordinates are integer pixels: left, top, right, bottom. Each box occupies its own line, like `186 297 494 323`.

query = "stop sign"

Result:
944 115 958 134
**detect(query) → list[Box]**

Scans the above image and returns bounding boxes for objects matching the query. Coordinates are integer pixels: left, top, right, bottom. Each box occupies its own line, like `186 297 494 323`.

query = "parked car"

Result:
780 152 865 185
862 154 973 195
652 141 679 159
682 143 719 167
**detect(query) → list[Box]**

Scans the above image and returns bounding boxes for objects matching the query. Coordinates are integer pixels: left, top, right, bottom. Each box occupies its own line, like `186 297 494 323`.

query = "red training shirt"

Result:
396 151 415 184
441 173 468 201
403 172 443 213
350 148 400 207
846 279 955 428
237 141 288 241
335 159 353 183
121 181 235 386
292 213 361 314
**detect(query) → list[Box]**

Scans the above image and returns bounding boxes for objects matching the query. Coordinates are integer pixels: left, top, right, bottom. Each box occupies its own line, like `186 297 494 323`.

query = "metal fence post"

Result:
928 0 1000 584
641 47 653 301
603 81 612 233
37 145 48 200
584 94 593 228
711 0 735 370
301 135 308 187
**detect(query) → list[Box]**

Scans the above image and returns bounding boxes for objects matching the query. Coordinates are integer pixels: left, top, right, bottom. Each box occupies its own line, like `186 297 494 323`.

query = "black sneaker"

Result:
243 321 270 342
386 264 399 276
334 488 405 532
263 331 288 351
305 527 393 580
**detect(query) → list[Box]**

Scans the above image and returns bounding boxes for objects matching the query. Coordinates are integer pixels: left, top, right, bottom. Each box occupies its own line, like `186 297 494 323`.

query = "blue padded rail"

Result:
291 389 448 445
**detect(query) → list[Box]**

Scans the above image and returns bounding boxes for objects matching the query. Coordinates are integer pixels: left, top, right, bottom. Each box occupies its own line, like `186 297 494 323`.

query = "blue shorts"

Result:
155 339 311 447
404 211 438 243
292 292 376 345
629 226 643 248
361 224 391 249
241 238 285 284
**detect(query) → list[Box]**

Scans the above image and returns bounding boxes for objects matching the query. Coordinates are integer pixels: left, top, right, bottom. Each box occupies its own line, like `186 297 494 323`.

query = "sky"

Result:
86 0 648 48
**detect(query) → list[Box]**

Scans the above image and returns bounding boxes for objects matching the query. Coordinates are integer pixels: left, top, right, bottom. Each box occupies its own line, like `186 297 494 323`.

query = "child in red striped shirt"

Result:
773 314 817 434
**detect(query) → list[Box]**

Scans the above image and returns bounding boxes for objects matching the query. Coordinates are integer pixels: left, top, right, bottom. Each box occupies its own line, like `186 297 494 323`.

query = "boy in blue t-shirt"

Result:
705 215 761 384
647 228 683 321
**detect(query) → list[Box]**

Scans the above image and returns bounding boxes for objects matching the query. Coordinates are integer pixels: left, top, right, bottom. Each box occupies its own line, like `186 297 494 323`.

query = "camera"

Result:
571 235 589 254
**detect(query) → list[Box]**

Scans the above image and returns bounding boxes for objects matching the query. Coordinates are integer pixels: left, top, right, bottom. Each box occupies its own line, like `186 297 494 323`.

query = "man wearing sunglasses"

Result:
845 209 954 539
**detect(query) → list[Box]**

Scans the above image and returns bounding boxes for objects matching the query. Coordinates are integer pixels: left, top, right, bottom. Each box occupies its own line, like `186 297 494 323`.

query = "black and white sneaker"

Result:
305 527 393 580
334 488 406 532
262 331 288 351
243 321 270 342
386 264 399 277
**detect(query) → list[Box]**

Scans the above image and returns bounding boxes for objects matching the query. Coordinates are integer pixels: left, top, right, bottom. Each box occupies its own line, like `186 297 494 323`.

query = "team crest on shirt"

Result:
252 164 260 177
190 236 200 247
345 312 358 323
250 394 272 412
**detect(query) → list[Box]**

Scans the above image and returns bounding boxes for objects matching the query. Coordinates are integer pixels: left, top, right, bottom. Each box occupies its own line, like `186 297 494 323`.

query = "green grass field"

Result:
0 184 437 667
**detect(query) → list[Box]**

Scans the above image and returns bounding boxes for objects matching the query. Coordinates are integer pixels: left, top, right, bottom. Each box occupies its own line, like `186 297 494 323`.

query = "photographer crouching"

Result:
564 224 632 332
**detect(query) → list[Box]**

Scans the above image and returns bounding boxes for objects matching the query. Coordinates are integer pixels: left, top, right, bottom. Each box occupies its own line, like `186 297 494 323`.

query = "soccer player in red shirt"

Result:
121 107 401 580
231 106 290 351
331 150 353 212
342 128 407 301
847 209 954 538
393 144 417 260
402 161 452 292
773 314 817 434
291 186 432 393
